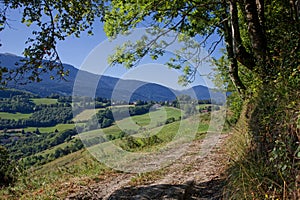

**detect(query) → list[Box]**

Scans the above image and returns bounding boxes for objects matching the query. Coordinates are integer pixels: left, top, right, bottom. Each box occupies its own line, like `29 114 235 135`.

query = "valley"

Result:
0 87 225 199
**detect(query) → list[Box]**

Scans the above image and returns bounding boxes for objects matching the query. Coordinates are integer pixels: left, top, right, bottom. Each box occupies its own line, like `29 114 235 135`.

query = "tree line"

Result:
0 106 73 129
84 103 155 131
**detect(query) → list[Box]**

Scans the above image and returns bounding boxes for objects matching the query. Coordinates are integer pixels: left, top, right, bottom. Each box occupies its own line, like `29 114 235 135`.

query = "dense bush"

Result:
120 135 162 152
22 139 84 166
0 97 35 113
224 72 300 199
0 89 37 99
4 129 79 161
28 106 73 126
85 104 154 131
0 146 18 187
0 106 73 129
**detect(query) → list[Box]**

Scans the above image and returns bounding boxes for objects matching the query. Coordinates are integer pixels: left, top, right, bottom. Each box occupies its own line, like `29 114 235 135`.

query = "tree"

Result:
103 0 299 95
35 128 40 135
0 145 17 186
0 1 297 96
0 0 105 84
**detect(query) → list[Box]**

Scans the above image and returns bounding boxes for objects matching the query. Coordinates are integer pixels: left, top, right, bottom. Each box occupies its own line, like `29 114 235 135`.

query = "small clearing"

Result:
31 98 58 105
0 112 32 120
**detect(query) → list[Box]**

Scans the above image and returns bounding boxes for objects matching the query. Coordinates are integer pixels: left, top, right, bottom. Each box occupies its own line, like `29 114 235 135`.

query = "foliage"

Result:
0 145 18 187
165 117 175 124
224 79 300 199
22 138 83 167
2 129 79 162
0 96 35 113
0 106 73 129
0 97 73 129
104 0 298 198
85 103 155 131
0 0 105 84
28 106 73 126
226 91 243 125
120 134 163 152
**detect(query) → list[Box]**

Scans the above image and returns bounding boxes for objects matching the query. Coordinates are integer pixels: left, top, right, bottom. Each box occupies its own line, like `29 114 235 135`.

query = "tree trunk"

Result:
222 5 247 95
230 0 255 71
244 0 267 61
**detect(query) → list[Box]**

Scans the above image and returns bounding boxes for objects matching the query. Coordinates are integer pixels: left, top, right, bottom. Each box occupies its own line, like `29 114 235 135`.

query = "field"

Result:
83 113 210 172
24 123 84 133
78 107 183 140
130 106 182 126
43 109 209 169
0 112 32 119
73 105 135 122
79 108 211 157
31 98 58 105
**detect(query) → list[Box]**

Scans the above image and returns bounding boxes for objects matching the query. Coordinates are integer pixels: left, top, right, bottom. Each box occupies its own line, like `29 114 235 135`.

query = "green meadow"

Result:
0 112 32 120
31 98 58 105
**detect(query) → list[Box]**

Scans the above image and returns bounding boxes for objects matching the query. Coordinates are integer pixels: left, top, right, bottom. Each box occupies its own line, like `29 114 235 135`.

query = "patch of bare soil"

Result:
66 133 230 200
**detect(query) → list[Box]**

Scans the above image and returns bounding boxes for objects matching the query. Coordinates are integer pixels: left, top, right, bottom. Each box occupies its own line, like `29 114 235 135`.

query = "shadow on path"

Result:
107 178 225 200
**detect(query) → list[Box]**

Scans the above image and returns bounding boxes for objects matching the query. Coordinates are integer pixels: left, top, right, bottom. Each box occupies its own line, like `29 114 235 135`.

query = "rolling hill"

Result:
0 53 223 102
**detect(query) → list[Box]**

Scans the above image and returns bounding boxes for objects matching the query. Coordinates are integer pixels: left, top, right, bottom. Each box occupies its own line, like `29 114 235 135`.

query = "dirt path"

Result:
66 133 230 200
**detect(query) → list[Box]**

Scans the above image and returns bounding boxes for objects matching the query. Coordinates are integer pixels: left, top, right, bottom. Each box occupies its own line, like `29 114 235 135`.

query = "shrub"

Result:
0 146 18 187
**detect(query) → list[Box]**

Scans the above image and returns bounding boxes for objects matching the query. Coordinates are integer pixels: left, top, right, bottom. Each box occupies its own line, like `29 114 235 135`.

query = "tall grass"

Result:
0 150 111 199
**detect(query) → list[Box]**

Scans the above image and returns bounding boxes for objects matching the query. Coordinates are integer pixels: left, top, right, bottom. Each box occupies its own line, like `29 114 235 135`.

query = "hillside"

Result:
0 53 222 102
0 86 229 199
0 106 231 199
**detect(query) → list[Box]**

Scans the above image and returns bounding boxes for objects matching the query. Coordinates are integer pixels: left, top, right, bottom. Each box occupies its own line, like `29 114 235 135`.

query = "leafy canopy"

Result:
1 0 298 95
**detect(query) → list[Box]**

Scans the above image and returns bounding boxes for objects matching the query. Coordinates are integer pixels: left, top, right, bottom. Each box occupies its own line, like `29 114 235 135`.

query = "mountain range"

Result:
0 53 224 102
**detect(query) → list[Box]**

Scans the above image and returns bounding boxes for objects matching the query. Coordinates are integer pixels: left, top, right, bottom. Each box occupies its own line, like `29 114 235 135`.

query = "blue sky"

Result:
0 8 106 68
0 8 222 89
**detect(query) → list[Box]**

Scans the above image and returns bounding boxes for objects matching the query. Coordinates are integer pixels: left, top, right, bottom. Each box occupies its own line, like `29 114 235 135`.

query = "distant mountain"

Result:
181 85 210 99
0 53 77 96
0 88 38 98
0 53 223 102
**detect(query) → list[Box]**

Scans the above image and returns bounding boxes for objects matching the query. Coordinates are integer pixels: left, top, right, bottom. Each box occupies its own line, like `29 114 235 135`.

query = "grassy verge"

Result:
224 98 300 199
